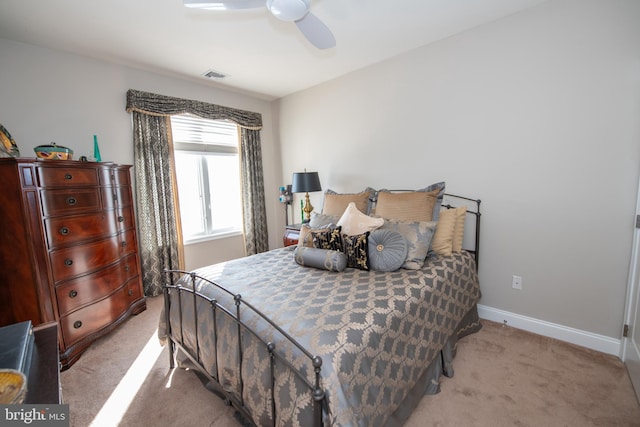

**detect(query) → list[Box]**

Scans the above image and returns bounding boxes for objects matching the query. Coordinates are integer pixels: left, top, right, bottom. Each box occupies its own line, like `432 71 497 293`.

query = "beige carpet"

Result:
60 296 640 426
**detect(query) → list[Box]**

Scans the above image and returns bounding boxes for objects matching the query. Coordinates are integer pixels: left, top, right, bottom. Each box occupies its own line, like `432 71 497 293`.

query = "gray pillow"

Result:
309 212 340 229
368 229 408 272
380 219 437 269
293 246 347 272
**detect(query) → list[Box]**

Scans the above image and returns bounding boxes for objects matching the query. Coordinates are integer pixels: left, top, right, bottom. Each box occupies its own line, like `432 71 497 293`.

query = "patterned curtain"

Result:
125 90 269 293
129 112 184 296
240 128 269 254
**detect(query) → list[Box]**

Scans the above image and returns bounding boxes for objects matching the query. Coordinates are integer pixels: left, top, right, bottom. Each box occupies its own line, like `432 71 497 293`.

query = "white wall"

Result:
0 38 284 269
275 0 640 339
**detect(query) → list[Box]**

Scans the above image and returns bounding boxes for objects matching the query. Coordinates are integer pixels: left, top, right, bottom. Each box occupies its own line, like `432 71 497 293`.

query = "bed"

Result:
159 187 482 427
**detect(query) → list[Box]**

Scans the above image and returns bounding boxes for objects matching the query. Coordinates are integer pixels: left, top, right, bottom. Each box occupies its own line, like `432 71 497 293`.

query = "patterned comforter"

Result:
160 246 481 426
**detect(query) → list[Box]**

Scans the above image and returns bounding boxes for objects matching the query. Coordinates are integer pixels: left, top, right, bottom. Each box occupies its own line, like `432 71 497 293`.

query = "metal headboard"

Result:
368 190 481 270
442 193 481 269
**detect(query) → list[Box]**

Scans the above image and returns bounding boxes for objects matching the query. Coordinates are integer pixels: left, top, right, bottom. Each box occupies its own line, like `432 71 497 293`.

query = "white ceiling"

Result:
0 0 548 100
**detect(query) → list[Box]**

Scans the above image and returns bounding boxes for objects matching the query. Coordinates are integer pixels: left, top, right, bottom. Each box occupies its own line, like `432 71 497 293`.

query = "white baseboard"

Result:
477 304 621 357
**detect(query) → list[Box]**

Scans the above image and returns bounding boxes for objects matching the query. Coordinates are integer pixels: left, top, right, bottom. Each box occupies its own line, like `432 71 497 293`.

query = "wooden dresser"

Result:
0 158 146 369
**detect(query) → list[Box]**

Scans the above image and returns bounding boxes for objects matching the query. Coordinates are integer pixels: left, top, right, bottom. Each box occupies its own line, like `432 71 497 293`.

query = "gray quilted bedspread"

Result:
161 247 480 427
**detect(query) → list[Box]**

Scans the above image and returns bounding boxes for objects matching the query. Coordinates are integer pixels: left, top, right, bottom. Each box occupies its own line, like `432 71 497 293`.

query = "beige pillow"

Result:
337 202 384 236
374 189 439 222
431 208 457 256
452 206 467 253
297 224 313 248
322 190 372 216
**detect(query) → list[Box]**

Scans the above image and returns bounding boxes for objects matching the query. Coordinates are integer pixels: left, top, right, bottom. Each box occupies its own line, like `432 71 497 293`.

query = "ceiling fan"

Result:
183 0 336 50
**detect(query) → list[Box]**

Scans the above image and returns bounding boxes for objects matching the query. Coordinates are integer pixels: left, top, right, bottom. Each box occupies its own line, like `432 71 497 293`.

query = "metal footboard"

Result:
162 270 326 427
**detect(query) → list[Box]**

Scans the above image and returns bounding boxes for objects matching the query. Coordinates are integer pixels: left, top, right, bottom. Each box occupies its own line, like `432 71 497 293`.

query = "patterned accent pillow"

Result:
380 219 437 269
322 187 376 216
298 223 338 248
368 229 408 272
293 247 347 272
311 226 343 251
336 202 384 236
341 232 369 270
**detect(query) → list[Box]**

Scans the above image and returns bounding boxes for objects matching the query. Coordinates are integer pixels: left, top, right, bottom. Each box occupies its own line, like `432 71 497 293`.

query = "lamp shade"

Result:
291 172 322 193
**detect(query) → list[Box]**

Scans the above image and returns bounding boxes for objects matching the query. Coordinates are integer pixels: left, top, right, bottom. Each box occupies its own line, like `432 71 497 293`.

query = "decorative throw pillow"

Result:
336 202 384 236
451 206 467 253
380 219 437 269
298 223 340 248
322 188 376 216
297 224 314 248
368 229 408 272
341 232 369 270
293 247 347 272
431 208 459 257
420 181 446 221
311 226 343 251
374 190 438 222
309 212 339 229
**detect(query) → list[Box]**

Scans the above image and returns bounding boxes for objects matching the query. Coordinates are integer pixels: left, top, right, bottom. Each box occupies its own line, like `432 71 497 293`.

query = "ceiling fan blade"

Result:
295 12 335 50
183 0 264 10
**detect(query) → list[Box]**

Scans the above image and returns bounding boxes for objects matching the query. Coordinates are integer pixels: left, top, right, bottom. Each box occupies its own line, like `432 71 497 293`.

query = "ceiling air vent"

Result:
202 69 228 80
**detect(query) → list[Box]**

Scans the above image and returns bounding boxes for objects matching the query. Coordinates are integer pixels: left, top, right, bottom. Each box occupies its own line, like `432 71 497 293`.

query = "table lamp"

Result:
291 171 322 223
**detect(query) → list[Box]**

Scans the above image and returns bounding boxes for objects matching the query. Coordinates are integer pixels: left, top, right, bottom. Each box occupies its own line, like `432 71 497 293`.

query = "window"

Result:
170 114 242 243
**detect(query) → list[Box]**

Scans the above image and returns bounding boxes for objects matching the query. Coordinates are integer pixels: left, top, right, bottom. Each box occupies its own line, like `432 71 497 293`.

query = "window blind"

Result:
171 114 238 154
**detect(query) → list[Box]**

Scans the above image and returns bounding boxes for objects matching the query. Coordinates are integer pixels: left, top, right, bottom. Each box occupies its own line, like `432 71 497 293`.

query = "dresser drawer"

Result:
59 284 137 348
112 168 131 186
120 228 138 256
45 211 118 248
124 277 144 303
115 185 132 208
49 236 120 283
55 254 139 315
116 207 135 232
41 188 102 216
37 166 100 187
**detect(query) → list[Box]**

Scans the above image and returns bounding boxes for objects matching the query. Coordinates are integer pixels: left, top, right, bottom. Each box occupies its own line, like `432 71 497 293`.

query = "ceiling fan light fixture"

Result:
266 0 309 22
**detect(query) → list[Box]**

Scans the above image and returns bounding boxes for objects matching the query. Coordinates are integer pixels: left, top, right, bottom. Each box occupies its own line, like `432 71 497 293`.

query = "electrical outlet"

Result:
512 275 522 290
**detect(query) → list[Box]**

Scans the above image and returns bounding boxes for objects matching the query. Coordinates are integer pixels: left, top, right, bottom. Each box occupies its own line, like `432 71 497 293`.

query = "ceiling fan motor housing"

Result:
266 0 309 21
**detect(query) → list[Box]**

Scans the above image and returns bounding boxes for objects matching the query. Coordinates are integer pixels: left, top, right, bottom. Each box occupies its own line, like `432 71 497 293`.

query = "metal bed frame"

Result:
162 193 481 427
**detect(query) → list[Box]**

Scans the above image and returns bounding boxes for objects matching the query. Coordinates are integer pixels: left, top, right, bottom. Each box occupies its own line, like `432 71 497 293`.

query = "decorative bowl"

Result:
34 143 73 160
0 369 27 404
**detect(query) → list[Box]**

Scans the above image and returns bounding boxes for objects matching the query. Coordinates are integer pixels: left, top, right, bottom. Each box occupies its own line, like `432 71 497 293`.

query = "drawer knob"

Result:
69 289 78 298
66 197 77 206
64 173 73 180
124 265 130 272
64 258 73 266
118 216 125 222
59 226 70 236
128 289 133 296
121 241 127 248
73 320 82 329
